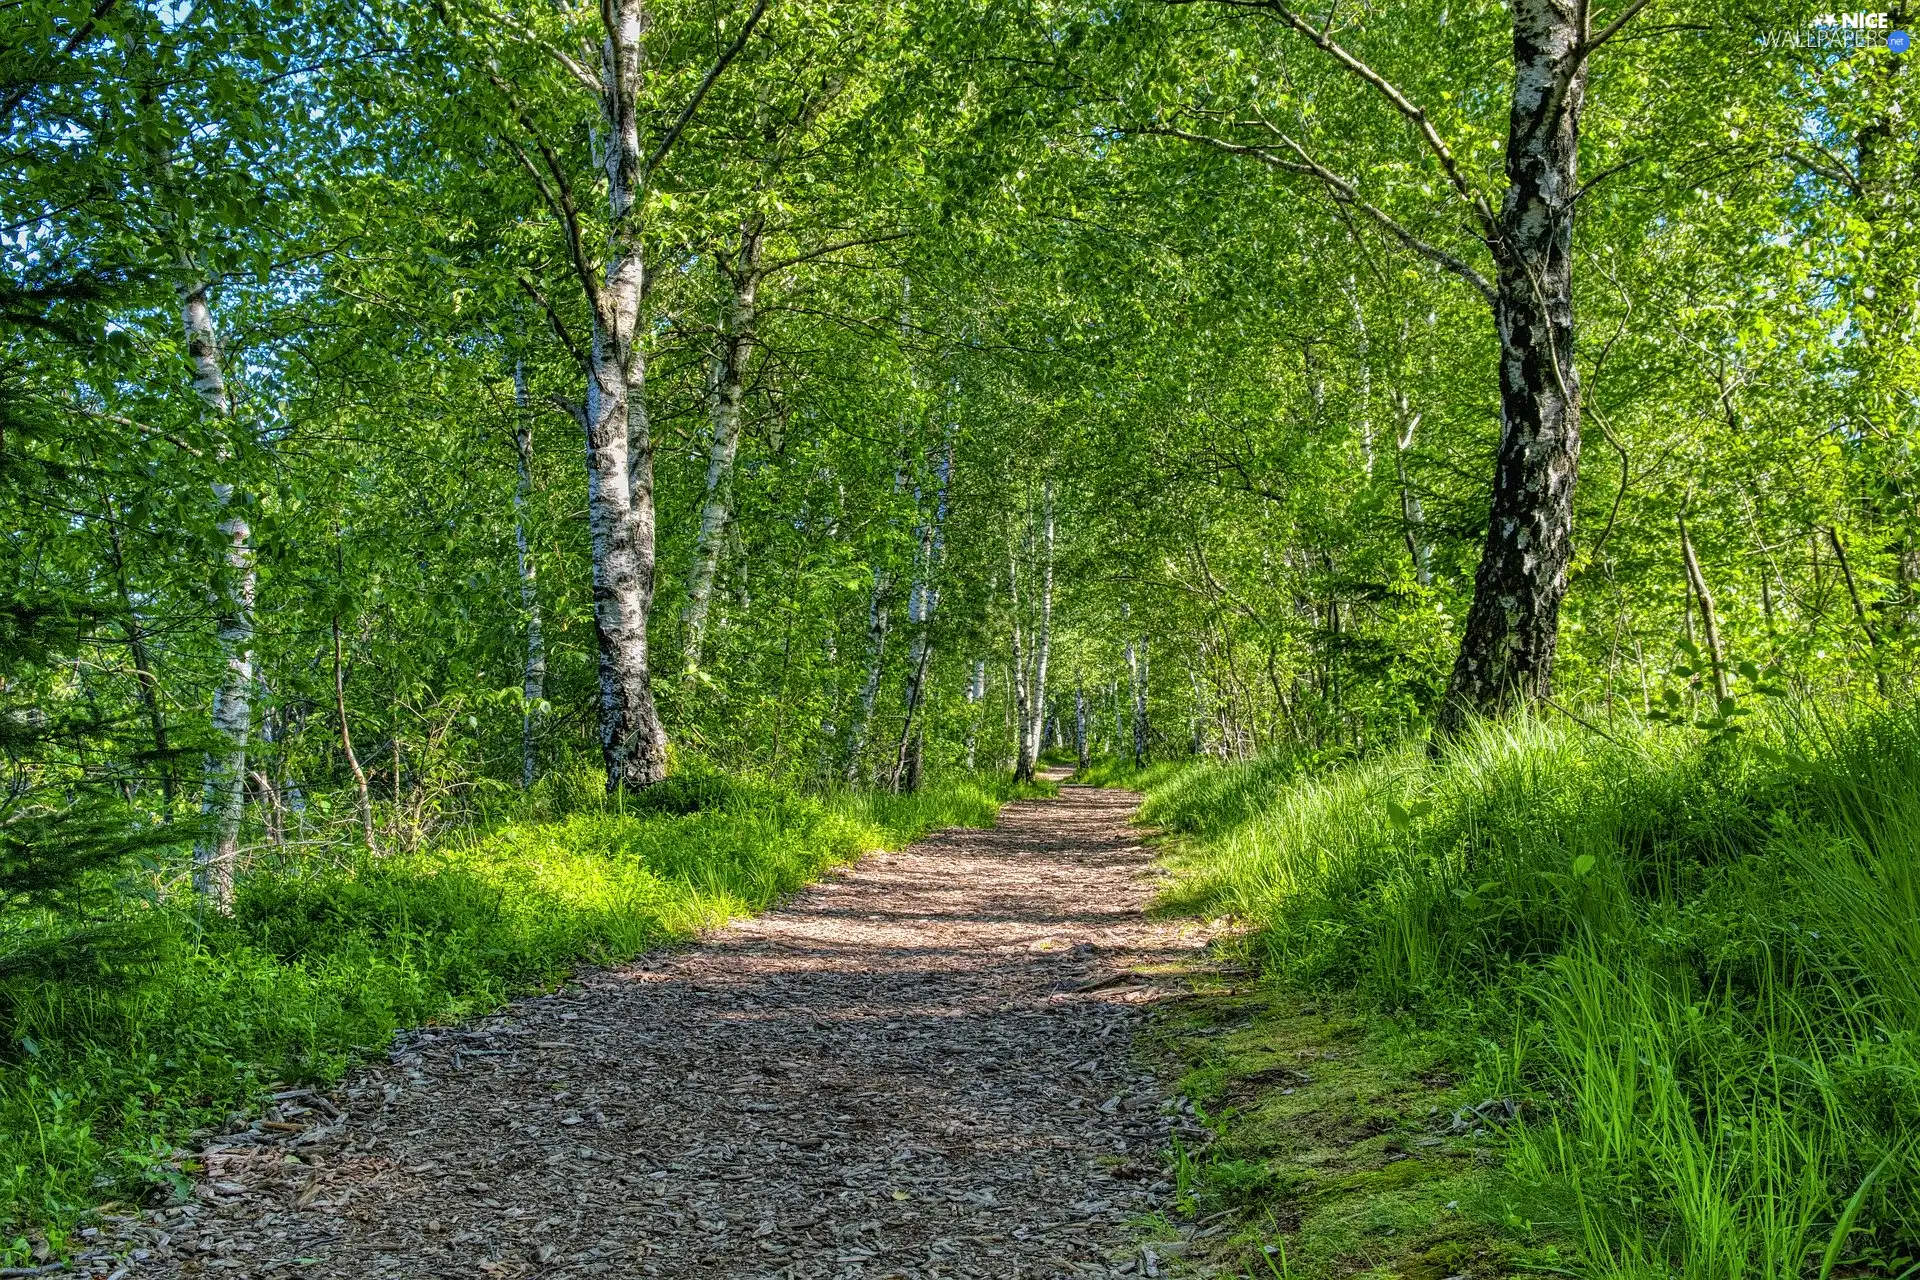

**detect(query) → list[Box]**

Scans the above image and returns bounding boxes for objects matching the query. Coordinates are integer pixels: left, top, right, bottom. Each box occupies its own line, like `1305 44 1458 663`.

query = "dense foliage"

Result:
6 0 1919 1270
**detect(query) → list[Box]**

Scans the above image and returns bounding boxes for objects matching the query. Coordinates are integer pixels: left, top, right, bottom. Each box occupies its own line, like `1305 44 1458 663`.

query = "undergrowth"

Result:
0 767 1033 1254
1100 706 1920 1280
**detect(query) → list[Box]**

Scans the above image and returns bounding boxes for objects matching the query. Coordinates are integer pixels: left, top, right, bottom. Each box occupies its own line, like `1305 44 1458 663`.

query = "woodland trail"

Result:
138 775 1220 1280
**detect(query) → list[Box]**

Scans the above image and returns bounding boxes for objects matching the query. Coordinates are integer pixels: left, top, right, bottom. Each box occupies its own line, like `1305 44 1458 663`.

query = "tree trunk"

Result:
1128 636 1150 766
584 0 668 792
1010 552 1033 784
1074 679 1089 770
1678 514 1729 701
844 450 912 782
1435 2 1586 736
963 657 985 771
1392 394 1433 586
1347 282 1375 478
682 222 765 678
1022 481 1056 774
180 277 254 908
332 614 374 849
1827 525 1889 696
248 770 284 848
512 359 546 789
104 495 172 804
843 566 891 784
891 436 954 792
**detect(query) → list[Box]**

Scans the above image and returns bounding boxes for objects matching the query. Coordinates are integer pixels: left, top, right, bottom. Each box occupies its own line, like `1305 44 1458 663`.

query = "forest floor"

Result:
125 773 1224 1280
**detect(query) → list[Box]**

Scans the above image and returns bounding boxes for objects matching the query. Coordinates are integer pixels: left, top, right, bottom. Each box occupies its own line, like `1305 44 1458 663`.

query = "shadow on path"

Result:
141 778 1217 1280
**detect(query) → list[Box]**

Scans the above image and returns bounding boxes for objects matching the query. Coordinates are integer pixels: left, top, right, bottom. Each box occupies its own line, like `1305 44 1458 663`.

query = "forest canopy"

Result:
4 0 1920 1264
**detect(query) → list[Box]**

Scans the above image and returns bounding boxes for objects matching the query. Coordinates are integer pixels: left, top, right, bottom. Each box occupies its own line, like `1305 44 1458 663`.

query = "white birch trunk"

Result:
682 223 764 677
583 0 667 791
891 436 953 792
181 277 252 910
1348 282 1375 478
1009 542 1033 783
842 446 910 782
963 656 985 771
512 359 546 787
1023 481 1055 773
1129 636 1150 765
1189 665 1208 757
1392 393 1434 586
1073 680 1088 770
842 566 891 784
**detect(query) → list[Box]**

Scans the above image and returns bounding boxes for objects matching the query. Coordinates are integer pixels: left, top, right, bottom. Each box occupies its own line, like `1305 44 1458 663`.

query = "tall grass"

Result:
1124 709 1920 1279
0 768 1025 1253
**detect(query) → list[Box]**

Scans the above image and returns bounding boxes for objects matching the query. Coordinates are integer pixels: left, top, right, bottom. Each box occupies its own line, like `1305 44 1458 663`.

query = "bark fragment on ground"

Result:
133 778 1216 1279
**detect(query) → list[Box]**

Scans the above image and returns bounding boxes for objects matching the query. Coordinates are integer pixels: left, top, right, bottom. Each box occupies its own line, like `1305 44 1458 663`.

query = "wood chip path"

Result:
131 775 1218 1280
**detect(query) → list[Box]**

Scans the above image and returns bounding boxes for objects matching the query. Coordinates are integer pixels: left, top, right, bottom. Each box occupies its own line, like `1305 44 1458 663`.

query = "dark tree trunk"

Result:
1435 2 1586 736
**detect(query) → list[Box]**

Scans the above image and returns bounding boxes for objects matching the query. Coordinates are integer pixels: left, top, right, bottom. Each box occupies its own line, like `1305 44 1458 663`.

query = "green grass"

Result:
1104 707 1920 1280
0 768 1033 1257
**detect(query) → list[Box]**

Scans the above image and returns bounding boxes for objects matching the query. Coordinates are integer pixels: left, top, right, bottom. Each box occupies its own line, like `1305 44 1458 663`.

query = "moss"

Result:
1140 975 1527 1279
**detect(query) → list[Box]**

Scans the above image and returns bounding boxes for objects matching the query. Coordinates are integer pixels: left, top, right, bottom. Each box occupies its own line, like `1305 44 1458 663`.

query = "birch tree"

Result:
682 221 764 679
181 276 254 907
1152 0 1660 735
452 0 768 790
890 434 954 792
512 357 546 787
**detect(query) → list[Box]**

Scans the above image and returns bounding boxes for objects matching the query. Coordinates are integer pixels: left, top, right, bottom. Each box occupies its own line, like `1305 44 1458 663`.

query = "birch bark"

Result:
1023 481 1055 775
963 657 985 770
1678 514 1729 701
682 220 764 677
1347 283 1375 478
512 359 545 787
1392 392 1433 586
1129 636 1150 765
891 436 954 792
842 442 910 781
1435 1 1587 734
332 613 374 848
1009 545 1032 783
1073 679 1089 770
582 0 668 791
180 276 253 908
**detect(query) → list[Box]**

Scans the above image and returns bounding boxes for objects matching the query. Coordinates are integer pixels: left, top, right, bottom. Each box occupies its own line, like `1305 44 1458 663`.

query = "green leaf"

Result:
1571 854 1596 878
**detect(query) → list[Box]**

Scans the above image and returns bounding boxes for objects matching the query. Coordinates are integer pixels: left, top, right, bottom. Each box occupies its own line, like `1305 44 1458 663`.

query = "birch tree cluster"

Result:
5 0 1917 923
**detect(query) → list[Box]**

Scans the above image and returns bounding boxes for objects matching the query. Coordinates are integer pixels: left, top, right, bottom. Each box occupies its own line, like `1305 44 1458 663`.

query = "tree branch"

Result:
0 0 119 124
1146 125 1497 307
1781 146 1860 193
763 230 913 276
50 402 203 456
515 273 586 366
496 13 603 94
644 0 771 181
1582 0 1660 54
1172 0 1496 237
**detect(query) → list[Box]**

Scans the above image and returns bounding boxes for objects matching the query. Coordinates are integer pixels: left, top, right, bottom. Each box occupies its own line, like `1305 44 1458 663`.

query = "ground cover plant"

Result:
1102 706 1920 1278
0 767 1034 1249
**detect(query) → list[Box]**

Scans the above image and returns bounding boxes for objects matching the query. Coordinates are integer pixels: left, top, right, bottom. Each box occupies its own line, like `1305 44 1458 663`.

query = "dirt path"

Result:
137 777 1217 1280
